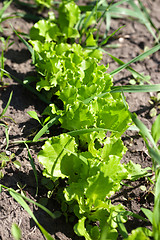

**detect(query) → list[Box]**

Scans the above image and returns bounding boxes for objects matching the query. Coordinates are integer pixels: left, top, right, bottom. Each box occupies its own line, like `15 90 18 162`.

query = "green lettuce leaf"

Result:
58 1 80 38
38 134 77 179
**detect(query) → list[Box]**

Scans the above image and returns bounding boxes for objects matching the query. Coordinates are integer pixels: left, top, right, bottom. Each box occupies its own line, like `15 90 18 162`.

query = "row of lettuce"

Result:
26 1 153 239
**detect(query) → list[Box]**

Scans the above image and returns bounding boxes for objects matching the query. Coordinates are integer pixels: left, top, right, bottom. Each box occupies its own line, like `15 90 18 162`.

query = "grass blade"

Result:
9 137 49 145
105 52 150 82
128 1 157 41
0 0 12 18
127 111 160 167
151 115 160 144
67 127 119 136
9 190 55 240
0 184 61 220
0 50 4 81
121 93 160 167
129 112 158 150
33 115 61 142
123 210 149 222
4 124 9 149
109 0 129 8
110 44 160 76
111 84 160 93
80 1 98 31
116 214 128 239
152 173 160 240
0 68 51 104
24 143 38 196
138 0 159 34
141 208 153 224
83 84 160 105
147 145 160 166
13 28 33 55
14 0 37 9
109 7 140 18
11 223 21 240
0 91 13 119
79 0 130 12
100 25 125 46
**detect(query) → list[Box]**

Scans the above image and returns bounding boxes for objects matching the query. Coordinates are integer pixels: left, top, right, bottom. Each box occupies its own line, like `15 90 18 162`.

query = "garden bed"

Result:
0 0 160 239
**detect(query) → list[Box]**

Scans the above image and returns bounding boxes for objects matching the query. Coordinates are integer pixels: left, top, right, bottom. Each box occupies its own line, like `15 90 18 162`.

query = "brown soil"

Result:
0 0 159 239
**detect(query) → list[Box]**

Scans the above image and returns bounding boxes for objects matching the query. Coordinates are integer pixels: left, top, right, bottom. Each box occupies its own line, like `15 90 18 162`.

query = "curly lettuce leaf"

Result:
125 161 151 181
30 20 60 42
58 1 80 38
74 217 92 240
60 102 95 130
86 172 113 204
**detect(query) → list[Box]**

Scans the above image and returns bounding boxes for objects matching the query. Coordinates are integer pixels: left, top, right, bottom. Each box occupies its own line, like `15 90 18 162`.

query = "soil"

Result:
0 0 159 239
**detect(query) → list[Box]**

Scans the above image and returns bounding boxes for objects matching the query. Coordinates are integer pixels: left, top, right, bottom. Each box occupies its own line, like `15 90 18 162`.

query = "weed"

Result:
11 223 22 240
149 92 160 117
0 0 13 32
0 0 15 85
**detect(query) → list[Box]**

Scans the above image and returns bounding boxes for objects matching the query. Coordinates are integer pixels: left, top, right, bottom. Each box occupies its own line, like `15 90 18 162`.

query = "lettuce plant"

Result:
38 133 126 239
38 130 150 239
30 1 80 43
29 39 130 137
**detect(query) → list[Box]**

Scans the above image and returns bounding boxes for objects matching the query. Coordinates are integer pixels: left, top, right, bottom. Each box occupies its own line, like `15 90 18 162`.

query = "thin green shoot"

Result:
9 188 55 240
67 127 119 137
108 43 160 76
80 0 98 31
24 143 39 196
78 0 129 12
0 91 12 120
0 183 62 219
0 50 4 83
116 213 128 239
0 152 10 179
0 91 13 149
151 114 160 144
27 111 42 126
149 93 160 118
105 51 150 83
0 36 14 51
141 173 160 240
128 0 158 42
79 0 157 43
9 137 49 145
0 0 12 32
0 68 51 104
13 28 33 56
0 184 61 239
11 223 21 240
99 25 125 47
82 84 160 105
0 0 18 33
122 93 160 172
111 84 160 93
138 0 159 35
0 36 14 84
33 115 61 142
